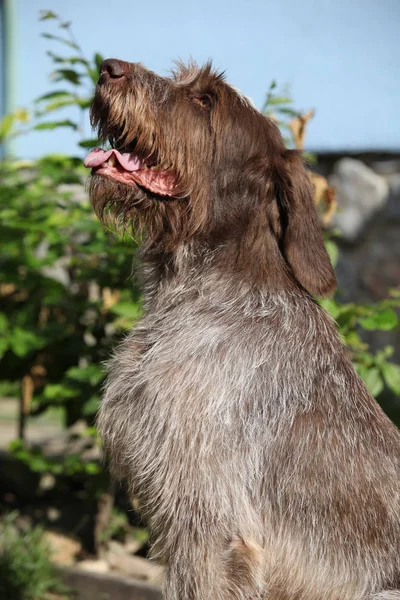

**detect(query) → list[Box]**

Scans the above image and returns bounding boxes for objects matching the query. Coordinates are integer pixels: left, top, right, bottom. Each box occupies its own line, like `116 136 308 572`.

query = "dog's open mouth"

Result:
84 148 179 196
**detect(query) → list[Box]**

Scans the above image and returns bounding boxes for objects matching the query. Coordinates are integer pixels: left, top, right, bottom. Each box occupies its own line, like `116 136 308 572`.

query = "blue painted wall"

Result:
13 0 400 157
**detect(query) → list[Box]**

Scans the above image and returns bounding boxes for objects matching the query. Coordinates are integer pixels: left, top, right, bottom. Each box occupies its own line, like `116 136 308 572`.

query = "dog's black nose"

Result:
99 58 127 80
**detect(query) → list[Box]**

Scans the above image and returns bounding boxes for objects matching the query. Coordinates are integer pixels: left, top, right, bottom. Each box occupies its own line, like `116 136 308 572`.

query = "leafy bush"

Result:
0 153 143 473
0 513 70 600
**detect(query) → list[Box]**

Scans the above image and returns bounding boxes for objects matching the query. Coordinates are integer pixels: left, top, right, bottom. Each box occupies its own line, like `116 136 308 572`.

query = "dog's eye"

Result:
191 94 213 110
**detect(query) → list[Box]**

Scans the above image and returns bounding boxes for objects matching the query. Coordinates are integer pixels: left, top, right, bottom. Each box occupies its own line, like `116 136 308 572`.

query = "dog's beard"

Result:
87 82 183 198
88 173 190 251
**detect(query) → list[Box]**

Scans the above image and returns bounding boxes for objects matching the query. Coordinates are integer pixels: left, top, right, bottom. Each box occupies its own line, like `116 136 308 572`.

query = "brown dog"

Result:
85 59 400 600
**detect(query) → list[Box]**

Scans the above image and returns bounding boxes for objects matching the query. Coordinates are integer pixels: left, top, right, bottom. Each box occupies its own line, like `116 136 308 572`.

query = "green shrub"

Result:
0 513 70 600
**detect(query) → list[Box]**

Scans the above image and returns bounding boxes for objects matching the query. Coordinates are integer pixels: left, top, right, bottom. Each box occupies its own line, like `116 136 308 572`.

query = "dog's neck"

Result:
140 237 303 310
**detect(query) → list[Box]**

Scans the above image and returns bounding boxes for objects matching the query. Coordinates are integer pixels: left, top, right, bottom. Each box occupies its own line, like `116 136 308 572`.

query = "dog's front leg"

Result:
154 505 265 600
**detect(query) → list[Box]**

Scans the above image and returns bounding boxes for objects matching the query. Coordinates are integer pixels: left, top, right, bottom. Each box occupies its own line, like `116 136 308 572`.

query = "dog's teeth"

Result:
108 154 117 167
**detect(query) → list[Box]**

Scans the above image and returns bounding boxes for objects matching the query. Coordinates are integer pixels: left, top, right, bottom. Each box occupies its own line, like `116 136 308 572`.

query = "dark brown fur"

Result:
88 59 400 600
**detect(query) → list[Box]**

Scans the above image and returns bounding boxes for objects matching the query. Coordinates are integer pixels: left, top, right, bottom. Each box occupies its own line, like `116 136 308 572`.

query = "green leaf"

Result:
336 305 358 331
9 439 24 453
0 337 9 359
0 312 8 333
66 364 104 386
79 138 100 149
319 297 341 319
303 150 317 164
325 240 339 268
381 362 400 396
85 462 101 474
39 10 58 20
344 330 367 351
374 346 394 364
356 365 384 397
37 98 82 113
266 96 292 105
14 108 30 123
0 113 14 139
30 456 51 472
43 383 78 400
276 106 299 117
94 53 104 71
46 51 88 66
51 68 81 84
359 308 398 331
389 288 400 299
34 120 78 131
35 90 72 102
111 302 142 320
9 328 44 357
88 68 101 84
41 32 79 49
77 98 92 109
82 395 100 416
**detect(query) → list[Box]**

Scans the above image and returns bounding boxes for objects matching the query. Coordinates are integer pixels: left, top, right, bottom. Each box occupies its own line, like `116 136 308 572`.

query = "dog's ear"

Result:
272 149 336 298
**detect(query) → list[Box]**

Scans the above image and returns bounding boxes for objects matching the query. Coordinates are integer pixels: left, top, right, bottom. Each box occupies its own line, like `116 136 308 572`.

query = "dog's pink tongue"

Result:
83 148 143 171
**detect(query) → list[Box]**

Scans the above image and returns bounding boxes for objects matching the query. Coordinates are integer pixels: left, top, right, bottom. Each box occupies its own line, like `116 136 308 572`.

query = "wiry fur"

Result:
89 59 400 600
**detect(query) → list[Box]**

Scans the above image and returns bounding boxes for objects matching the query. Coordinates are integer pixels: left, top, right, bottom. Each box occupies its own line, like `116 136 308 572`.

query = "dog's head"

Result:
85 59 336 297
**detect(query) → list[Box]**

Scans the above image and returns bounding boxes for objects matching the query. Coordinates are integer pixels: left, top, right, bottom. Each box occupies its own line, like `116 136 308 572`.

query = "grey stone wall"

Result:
314 152 400 360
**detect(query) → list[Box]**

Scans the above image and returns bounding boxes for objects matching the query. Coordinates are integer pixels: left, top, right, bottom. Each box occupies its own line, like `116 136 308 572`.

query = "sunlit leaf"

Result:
266 96 292 105
356 365 384 397
82 395 101 416
0 313 8 333
39 10 58 21
46 51 88 66
37 98 82 113
41 32 79 49
14 108 30 123
66 364 104 386
51 68 81 84
325 240 339 267
94 53 104 71
0 338 9 359
43 383 79 400
9 328 45 357
79 138 99 149
34 120 78 131
382 362 400 396
35 90 73 102
0 114 14 139
111 302 142 320
359 309 398 331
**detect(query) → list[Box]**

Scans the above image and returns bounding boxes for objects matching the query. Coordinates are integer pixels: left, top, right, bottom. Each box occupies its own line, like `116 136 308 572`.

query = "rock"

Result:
125 538 146 555
387 173 400 219
44 531 81 566
106 546 164 584
107 540 126 556
371 159 400 176
78 559 110 574
60 565 162 600
329 158 389 241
